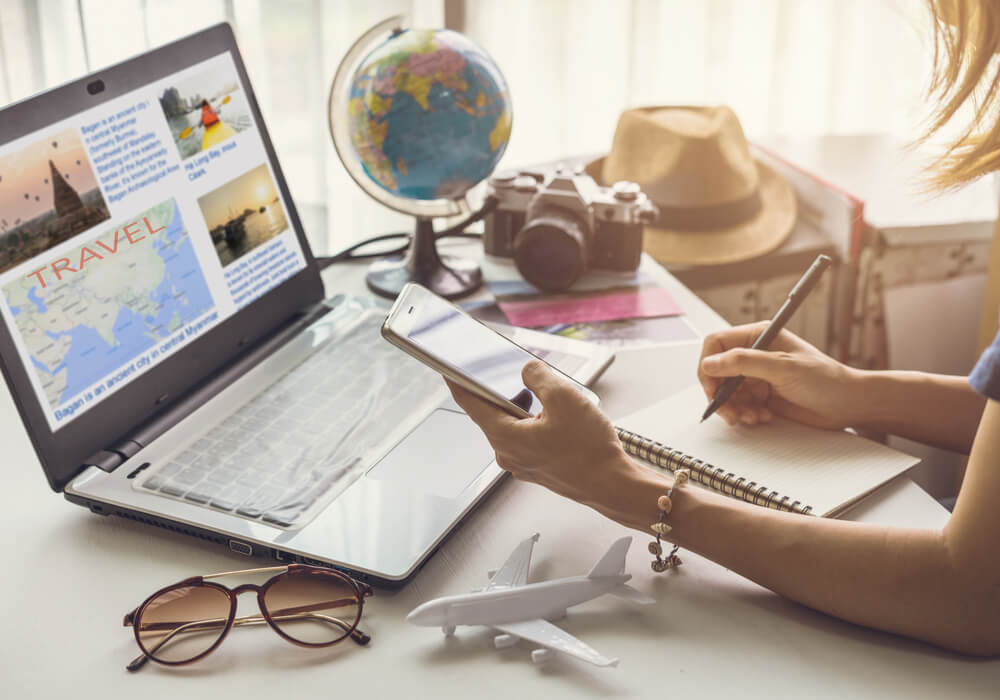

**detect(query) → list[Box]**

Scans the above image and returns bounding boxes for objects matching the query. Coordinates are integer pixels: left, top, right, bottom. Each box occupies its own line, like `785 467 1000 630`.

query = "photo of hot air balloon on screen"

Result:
0 128 110 275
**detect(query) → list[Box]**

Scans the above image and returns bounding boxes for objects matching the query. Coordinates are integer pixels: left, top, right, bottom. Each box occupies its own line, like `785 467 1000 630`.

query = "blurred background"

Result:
0 0 937 254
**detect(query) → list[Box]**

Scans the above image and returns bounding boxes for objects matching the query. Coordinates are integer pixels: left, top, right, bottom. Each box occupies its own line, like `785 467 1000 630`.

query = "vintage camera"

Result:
483 167 658 292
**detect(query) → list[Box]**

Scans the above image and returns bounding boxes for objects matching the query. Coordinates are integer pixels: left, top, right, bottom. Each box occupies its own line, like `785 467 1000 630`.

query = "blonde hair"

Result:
925 0 1000 187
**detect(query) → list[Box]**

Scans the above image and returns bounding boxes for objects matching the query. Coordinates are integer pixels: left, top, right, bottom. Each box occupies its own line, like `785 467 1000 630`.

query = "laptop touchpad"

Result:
366 409 496 499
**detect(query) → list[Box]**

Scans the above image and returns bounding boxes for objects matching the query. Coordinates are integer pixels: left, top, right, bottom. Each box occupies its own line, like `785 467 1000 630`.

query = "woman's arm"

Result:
449 361 1000 656
850 371 983 454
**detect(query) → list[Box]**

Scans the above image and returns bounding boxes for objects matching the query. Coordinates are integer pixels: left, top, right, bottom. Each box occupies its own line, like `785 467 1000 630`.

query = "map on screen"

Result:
2 199 214 419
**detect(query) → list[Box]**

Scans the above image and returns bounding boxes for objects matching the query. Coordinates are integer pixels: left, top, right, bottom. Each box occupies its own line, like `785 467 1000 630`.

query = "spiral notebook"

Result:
615 385 920 517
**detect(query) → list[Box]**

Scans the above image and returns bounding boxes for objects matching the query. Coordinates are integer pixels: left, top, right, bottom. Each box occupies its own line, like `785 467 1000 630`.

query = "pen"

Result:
701 253 833 423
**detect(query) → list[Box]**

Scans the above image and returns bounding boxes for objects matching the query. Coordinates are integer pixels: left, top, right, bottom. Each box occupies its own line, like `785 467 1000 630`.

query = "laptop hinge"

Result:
81 439 143 474
113 439 144 459
82 450 125 474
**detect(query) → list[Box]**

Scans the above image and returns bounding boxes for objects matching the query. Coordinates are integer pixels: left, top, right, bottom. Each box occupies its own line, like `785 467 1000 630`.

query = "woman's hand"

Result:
446 360 635 511
698 322 865 429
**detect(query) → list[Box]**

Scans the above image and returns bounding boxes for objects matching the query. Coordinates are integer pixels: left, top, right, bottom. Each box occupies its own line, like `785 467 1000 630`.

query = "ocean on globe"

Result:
345 28 512 202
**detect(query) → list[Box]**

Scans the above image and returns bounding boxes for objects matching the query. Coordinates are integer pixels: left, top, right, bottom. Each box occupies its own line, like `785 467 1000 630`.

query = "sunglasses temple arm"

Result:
354 584 374 644
264 610 371 645
125 615 237 673
126 653 151 673
265 598 372 645
350 625 371 646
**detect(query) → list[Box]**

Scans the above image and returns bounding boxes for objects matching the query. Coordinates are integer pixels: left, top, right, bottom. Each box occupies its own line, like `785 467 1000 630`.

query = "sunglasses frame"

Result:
123 564 374 671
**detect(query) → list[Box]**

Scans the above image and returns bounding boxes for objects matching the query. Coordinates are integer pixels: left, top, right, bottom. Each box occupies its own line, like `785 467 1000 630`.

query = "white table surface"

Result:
2 247 996 699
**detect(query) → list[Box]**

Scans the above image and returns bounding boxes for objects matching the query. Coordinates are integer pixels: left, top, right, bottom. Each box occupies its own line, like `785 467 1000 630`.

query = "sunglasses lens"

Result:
136 584 232 663
263 569 361 645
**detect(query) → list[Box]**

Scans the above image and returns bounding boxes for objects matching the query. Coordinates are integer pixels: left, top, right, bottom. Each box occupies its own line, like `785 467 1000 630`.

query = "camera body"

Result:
483 167 657 292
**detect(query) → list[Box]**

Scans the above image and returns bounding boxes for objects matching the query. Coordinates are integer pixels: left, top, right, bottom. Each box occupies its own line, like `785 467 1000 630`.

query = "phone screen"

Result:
407 299 543 416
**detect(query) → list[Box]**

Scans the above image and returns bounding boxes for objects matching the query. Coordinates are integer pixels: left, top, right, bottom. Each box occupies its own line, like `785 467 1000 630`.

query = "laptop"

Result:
0 23 586 587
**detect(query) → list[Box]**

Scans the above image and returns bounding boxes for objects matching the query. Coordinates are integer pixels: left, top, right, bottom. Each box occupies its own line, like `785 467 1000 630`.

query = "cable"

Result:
317 196 498 268
436 195 498 236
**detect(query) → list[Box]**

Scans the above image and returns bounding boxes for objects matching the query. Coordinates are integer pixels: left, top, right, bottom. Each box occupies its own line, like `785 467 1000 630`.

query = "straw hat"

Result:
585 106 796 265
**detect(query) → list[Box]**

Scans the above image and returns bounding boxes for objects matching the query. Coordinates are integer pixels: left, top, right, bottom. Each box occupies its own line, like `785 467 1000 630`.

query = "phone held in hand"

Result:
382 283 600 419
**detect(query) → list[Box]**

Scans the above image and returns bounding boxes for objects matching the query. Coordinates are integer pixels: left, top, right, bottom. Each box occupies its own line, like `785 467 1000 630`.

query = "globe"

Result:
339 27 512 206
329 18 511 299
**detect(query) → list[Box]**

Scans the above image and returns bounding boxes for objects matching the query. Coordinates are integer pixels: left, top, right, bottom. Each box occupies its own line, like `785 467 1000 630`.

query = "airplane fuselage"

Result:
407 574 631 628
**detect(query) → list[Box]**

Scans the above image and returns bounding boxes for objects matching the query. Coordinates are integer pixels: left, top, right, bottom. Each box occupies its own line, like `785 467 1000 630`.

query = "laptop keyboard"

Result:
137 310 445 528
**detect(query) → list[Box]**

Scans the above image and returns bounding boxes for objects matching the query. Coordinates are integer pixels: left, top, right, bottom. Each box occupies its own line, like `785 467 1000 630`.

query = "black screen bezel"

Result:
0 23 324 492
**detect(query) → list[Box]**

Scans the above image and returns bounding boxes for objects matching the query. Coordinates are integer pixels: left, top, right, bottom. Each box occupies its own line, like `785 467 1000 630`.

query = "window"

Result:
1 0 937 254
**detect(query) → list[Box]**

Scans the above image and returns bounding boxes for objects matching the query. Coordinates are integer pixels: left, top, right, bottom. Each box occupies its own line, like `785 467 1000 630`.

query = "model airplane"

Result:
406 533 654 667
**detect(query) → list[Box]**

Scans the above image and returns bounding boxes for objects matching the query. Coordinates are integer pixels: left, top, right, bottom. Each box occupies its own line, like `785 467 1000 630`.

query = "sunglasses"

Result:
123 564 373 671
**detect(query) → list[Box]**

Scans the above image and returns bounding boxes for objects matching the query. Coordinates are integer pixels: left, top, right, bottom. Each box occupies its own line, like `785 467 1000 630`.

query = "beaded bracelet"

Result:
649 468 689 572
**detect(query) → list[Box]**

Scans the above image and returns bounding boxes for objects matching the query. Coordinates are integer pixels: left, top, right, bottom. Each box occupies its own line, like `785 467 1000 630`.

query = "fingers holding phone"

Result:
448 360 627 501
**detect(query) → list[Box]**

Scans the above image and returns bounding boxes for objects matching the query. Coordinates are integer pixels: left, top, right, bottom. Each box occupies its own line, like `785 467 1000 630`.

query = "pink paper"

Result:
498 287 683 327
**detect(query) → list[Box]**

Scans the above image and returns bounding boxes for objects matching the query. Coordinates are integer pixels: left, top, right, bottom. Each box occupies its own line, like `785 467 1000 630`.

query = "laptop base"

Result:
64 482 498 589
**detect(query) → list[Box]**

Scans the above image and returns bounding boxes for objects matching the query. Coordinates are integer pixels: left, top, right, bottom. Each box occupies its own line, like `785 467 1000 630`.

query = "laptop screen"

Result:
0 50 308 432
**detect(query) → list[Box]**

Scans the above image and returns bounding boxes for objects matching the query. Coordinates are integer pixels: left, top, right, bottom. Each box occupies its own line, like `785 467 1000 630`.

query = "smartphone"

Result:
382 283 600 418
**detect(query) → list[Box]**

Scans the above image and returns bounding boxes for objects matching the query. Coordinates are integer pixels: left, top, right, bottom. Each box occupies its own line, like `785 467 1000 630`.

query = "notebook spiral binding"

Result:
614 427 814 516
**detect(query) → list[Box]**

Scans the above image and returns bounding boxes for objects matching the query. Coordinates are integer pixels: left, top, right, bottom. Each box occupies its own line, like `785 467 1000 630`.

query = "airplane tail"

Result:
587 537 632 578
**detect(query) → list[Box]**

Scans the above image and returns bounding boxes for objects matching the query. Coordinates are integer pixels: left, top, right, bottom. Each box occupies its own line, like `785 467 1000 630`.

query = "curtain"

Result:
463 0 933 167
0 0 937 255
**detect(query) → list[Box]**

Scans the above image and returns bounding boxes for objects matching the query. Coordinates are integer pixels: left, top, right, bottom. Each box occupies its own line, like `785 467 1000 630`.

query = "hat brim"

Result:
584 157 797 266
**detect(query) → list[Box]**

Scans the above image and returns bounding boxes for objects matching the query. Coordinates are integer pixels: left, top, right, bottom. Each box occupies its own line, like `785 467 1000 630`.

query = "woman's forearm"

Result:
599 458 1000 656
851 371 984 453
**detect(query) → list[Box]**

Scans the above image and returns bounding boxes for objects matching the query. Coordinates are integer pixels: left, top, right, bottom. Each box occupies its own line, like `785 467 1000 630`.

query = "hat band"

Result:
651 189 762 232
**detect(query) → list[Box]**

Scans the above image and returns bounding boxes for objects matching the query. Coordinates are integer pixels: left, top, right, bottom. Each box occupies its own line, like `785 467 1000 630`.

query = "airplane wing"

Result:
485 533 539 590
493 619 619 667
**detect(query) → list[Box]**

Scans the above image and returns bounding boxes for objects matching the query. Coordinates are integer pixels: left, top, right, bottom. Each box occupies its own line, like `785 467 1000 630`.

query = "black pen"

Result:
701 254 833 423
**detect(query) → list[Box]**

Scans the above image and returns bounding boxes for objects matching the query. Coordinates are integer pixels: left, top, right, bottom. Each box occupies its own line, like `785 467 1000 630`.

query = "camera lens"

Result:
87 80 105 95
514 210 587 292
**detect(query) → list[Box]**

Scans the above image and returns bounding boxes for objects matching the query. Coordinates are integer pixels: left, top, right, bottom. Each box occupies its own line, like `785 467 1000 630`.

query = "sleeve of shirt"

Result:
969 327 1000 401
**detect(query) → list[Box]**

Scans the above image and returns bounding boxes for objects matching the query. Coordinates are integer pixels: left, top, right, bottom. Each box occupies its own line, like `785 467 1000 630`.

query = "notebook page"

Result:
617 385 920 516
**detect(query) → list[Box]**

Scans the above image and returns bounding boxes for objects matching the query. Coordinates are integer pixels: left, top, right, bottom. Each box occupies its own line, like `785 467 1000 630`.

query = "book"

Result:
751 141 865 266
614 385 920 517
757 135 996 251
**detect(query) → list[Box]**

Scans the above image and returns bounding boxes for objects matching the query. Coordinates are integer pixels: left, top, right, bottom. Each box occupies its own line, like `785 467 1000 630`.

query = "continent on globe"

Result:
346 28 512 201
2 198 216 416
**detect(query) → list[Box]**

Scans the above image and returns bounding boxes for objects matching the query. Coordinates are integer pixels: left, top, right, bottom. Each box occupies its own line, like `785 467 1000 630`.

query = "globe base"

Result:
365 217 482 300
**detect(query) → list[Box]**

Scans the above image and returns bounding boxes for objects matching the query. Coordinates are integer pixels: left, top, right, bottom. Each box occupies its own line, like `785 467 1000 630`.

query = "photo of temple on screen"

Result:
0 128 110 276
159 69 253 160
198 163 287 267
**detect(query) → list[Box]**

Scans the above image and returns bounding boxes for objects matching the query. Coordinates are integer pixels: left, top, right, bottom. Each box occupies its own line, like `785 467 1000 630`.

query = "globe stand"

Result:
366 216 482 300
